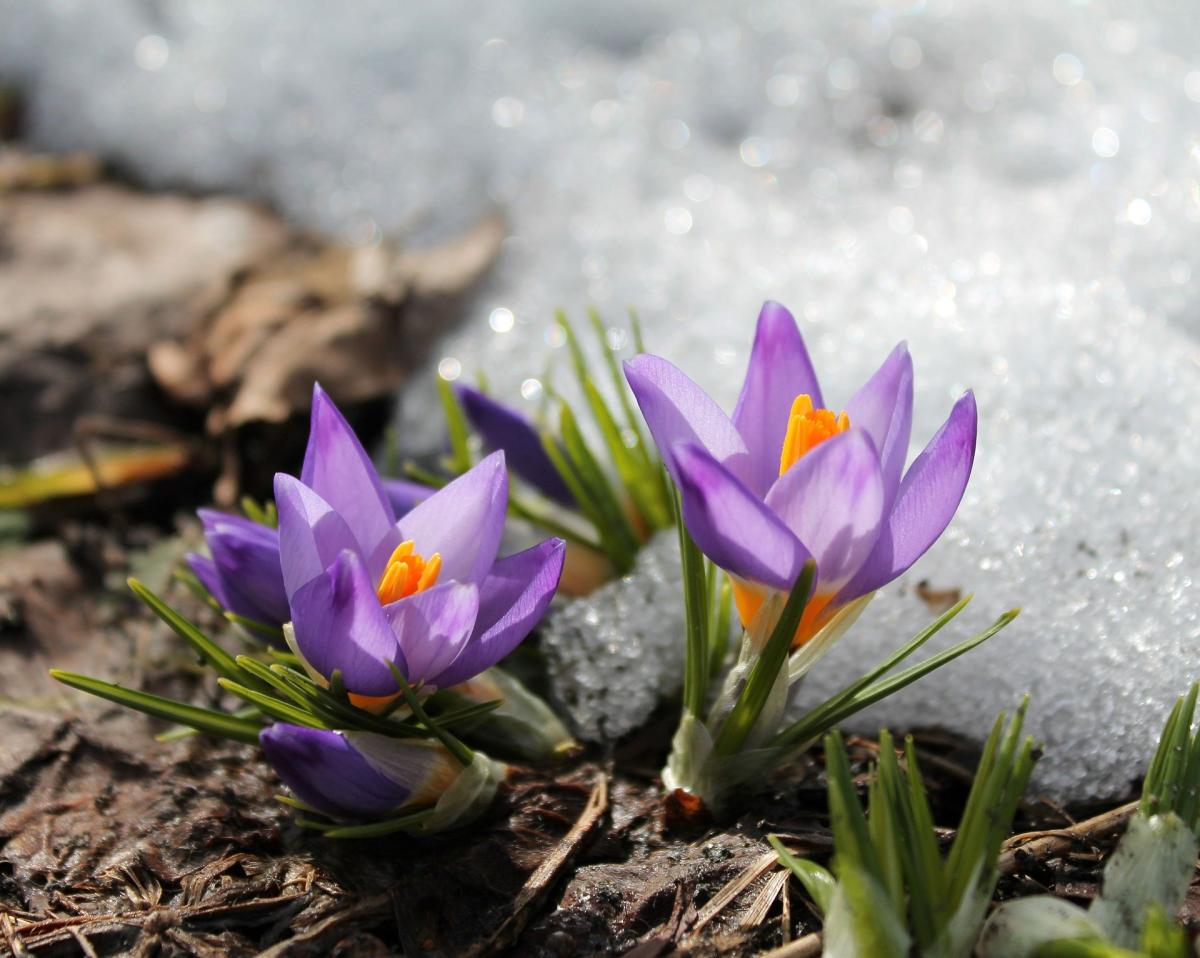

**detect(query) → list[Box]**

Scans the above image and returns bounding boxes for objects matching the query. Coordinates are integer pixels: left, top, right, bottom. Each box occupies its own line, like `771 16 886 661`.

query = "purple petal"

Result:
624 354 750 484
396 451 507 584
301 384 398 571
837 391 978 600
455 385 575 506
259 724 416 818
764 429 885 593
187 554 236 615
382 581 480 688
274 474 361 599
844 343 913 510
289 549 401 696
194 510 289 625
731 301 824 497
381 477 434 517
673 443 807 590
431 538 566 688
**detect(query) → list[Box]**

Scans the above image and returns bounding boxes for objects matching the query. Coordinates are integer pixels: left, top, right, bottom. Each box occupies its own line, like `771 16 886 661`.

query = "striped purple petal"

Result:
260 724 450 819
837 390 978 601
430 538 566 689
396 451 508 584
731 301 824 497
673 442 808 590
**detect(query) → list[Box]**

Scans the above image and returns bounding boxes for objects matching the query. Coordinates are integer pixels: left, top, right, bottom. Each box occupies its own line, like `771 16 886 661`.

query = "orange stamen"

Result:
779 394 850 476
376 539 442 605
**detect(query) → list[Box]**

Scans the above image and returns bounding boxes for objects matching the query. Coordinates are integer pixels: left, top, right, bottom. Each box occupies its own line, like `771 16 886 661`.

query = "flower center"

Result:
779 394 850 476
376 540 442 605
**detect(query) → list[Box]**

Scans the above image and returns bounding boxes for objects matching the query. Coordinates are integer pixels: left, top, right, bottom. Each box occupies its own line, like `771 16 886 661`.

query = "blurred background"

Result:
1 0 1199 797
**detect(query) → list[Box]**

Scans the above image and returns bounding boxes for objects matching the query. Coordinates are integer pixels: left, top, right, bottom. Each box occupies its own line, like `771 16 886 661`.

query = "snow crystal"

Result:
540 532 683 742
5 0 1200 796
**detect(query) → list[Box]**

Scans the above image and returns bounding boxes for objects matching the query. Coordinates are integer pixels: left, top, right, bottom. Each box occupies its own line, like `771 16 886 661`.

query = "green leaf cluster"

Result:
774 702 1036 957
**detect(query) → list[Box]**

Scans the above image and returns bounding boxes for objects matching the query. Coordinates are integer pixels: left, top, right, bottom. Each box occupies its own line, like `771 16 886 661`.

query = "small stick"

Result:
996 800 1138 876
464 773 609 957
757 930 822 957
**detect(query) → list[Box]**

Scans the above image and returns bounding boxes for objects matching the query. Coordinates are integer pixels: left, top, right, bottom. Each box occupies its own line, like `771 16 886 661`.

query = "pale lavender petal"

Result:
381 477 433 517
455 385 575 506
624 354 751 484
274 473 361 599
382 581 480 687
837 391 978 600
731 301 824 497
431 538 566 688
259 724 414 818
301 384 398 571
396 451 507 583
844 343 913 509
673 443 807 590
764 429 886 593
195 509 289 625
289 549 401 696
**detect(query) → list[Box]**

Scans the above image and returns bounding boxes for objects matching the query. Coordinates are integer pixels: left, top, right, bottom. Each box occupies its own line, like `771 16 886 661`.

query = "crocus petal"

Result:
396 451 507 583
844 343 913 509
624 354 751 484
259 724 416 818
382 581 480 688
381 477 433 517
187 553 237 615
274 473 361 599
731 301 825 497
301 384 398 572
288 549 401 696
195 509 289 625
764 429 885 593
455 385 575 506
430 538 566 688
673 443 808 590
837 390 978 600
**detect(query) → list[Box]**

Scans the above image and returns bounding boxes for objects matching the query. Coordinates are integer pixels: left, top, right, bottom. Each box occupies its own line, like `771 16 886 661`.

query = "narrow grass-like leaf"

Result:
585 309 658 471
1141 684 1200 822
50 670 263 744
674 487 711 719
713 561 816 757
870 734 906 915
129 578 259 688
556 399 641 564
774 606 1015 750
506 485 605 550
224 611 285 643
824 730 883 886
706 563 733 682
217 677 331 729
436 375 473 473
387 662 475 767
157 706 261 743
768 835 836 914
321 808 437 838
240 496 278 528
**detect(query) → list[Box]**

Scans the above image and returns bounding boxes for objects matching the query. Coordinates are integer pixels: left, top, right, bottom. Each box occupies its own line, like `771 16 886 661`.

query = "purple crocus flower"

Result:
187 511 290 627
260 723 466 819
624 301 976 647
275 384 566 707
454 384 575 506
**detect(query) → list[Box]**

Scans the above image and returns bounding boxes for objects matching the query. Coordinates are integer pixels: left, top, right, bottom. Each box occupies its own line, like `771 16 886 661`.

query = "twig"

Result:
464 772 610 957
757 931 822 957
738 870 790 929
686 852 779 938
996 800 1137 876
